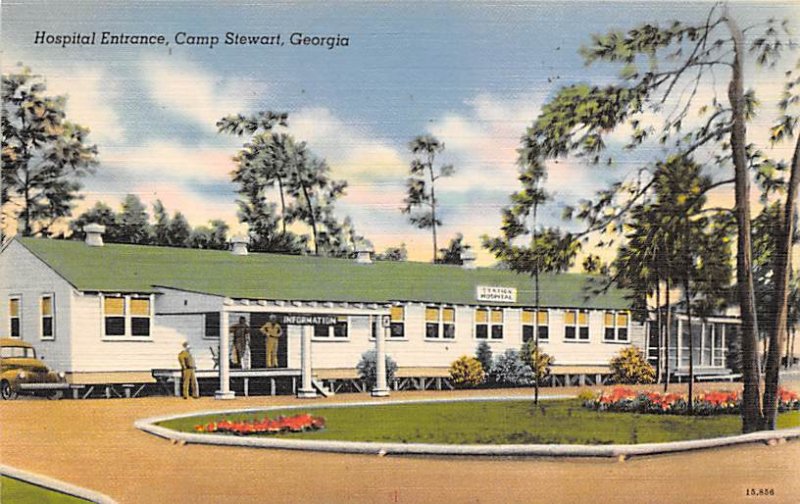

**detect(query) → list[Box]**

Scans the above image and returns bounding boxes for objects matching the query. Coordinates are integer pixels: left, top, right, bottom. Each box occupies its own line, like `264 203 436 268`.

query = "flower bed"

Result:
194 413 325 435
584 387 800 416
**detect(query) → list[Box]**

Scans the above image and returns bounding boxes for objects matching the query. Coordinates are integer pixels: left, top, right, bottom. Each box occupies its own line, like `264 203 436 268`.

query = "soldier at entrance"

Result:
229 316 251 369
260 315 282 368
178 341 199 399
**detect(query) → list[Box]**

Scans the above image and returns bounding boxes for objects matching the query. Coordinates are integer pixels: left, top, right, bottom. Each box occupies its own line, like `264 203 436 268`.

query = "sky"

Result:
2 0 799 266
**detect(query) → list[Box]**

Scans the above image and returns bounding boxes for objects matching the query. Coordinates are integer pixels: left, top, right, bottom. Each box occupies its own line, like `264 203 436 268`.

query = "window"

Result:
604 311 629 342
1 346 35 358
426 306 455 339
104 296 126 336
390 306 405 338
565 309 589 340
41 295 54 339
522 309 549 342
9 297 21 338
204 312 220 338
130 298 151 336
103 294 152 337
315 316 348 339
475 308 503 340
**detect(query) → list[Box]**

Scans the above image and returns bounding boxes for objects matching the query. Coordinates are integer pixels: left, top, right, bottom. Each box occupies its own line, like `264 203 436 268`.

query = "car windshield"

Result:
1 346 36 359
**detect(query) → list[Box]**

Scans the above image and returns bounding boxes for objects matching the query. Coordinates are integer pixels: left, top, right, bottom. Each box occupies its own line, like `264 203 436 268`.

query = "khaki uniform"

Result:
260 322 282 368
178 348 199 399
230 321 251 369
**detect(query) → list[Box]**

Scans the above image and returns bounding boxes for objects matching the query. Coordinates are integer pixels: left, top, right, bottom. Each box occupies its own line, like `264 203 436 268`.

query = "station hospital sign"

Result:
476 286 517 303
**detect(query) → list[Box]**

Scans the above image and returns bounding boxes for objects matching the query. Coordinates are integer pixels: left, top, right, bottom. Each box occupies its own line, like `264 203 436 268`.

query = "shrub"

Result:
356 350 398 389
449 356 486 388
609 346 656 384
475 340 493 373
526 342 554 382
577 389 596 404
490 349 533 386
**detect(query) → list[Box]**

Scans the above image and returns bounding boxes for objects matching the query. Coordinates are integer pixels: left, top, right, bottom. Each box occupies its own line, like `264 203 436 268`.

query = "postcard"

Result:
1 1 799 503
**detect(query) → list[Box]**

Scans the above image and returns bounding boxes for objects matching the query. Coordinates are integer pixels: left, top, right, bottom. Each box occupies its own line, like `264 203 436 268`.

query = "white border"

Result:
134 395 800 458
0 464 118 504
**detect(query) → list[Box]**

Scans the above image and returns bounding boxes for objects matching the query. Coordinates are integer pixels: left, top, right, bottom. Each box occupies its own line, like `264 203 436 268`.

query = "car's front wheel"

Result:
1 380 17 400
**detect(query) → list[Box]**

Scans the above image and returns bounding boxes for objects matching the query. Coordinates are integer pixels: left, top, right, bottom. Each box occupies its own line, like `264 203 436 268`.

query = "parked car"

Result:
1 338 69 399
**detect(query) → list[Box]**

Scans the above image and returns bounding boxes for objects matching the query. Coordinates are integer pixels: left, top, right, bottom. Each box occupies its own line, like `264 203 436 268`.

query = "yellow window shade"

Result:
104 297 124 315
578 311 588 326
617 312 629 326
10 298 20 317
491 310 503 323
442 307 455 322
41 296 53 316
475 308 488 323
425 307 439 322
564 310 576 325
605 312 614 326
521 310 534 324
538 310 548 325
390 306 404 321
130 298 150 316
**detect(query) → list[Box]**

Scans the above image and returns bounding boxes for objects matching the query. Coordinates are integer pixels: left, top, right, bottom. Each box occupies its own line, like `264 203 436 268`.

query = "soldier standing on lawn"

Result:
178 341 199 399
260 314 282 368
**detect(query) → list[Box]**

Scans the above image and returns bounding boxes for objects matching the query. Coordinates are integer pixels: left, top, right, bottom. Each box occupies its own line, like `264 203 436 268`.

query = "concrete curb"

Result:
0 464 118 504
134 395 800 459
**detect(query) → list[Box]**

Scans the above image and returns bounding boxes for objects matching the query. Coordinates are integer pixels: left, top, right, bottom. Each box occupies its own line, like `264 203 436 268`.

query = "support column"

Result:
297 325 317 398
372 315 390 397
215 310 235 400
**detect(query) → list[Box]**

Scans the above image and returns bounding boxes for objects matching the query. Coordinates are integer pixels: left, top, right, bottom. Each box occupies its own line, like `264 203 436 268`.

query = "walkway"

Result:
1 385 798 504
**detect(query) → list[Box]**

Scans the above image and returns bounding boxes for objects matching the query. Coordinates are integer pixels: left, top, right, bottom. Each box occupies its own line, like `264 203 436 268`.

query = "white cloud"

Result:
100 140 238 182
139 57 267 130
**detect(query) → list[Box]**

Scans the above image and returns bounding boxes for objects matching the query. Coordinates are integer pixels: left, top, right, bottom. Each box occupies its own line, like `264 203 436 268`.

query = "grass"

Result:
0 476 92 504
157 399 800 445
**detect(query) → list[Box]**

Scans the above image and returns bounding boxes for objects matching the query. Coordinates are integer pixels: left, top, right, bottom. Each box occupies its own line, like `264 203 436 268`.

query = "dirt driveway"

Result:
1 386 798 504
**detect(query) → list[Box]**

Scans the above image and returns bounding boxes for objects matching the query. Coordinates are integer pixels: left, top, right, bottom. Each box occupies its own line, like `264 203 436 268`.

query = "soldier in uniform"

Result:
229 316 251 369
260 314 282 368
178 341 199 399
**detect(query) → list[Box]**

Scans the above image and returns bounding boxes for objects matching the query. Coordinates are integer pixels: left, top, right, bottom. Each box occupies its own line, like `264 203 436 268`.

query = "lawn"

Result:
157 399 800 445
0 476 92 504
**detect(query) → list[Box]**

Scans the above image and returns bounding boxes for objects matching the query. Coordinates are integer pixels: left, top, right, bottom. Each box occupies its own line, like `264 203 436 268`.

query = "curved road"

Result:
1 386 798 504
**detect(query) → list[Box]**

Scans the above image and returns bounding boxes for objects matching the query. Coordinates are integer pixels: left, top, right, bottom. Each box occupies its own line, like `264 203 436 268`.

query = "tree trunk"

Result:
664 280 671 393
724 9 763 433
277 176 287 235
762 133 800 429
685 277 694 415
428 157 438 263
656 281 663 384
301 182 319 256
533 200 540 405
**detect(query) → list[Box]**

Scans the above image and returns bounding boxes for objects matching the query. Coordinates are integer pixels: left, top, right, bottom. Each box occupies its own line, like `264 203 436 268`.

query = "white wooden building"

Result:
0 230 736 397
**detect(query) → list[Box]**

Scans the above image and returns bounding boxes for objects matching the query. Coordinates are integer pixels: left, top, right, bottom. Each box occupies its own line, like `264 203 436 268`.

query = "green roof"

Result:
15 238 632 309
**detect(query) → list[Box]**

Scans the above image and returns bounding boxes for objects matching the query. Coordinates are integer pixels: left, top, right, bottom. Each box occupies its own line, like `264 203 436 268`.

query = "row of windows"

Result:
201 307 630 342
7 295 626 343
8 295 54 339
